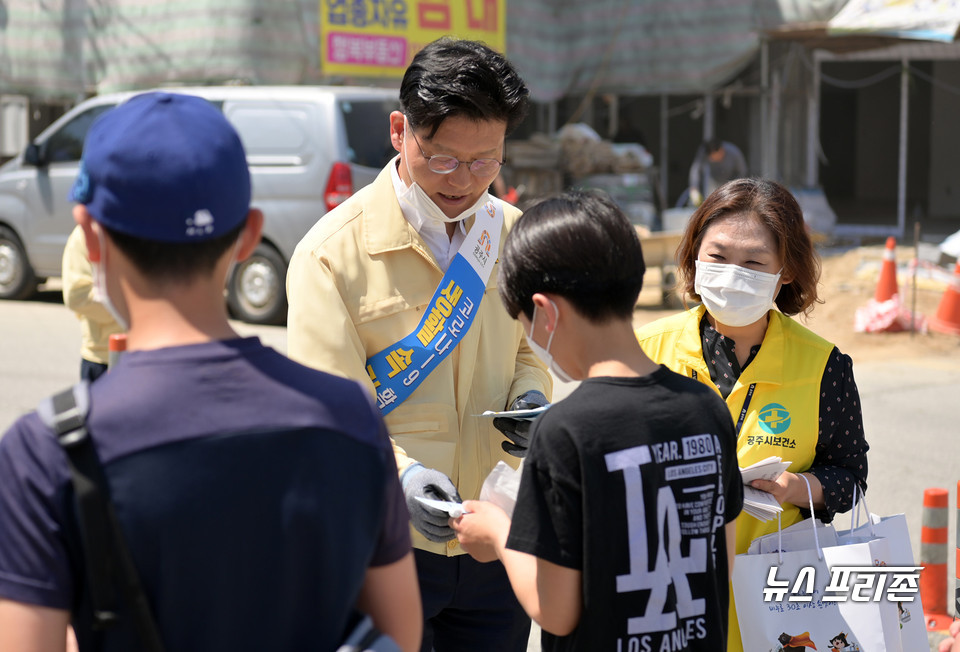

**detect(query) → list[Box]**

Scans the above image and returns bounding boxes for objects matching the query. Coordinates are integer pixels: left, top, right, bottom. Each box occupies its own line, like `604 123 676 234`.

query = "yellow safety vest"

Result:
636 305 833 651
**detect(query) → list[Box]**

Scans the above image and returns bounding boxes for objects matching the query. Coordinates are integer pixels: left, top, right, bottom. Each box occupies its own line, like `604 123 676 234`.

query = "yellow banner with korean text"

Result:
320 0 507 78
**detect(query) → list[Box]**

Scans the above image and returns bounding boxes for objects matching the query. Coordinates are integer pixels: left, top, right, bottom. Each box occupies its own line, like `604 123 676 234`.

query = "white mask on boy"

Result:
92 230 129 332
526 301 575 383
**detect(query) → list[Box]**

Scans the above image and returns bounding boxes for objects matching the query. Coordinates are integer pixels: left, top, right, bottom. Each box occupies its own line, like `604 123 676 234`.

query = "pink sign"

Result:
327 33 407 67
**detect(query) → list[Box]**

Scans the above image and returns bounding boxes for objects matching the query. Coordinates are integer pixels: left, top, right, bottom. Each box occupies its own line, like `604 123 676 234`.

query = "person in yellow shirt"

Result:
286 38 552 652
634 178 868 650
61 224 124 381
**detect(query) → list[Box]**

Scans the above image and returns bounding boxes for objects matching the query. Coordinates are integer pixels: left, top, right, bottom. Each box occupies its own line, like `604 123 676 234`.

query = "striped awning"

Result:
506 0 770 102
0 0 317 100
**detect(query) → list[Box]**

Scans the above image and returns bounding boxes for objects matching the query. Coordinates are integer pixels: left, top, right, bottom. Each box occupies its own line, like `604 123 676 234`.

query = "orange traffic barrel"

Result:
921 487 952 631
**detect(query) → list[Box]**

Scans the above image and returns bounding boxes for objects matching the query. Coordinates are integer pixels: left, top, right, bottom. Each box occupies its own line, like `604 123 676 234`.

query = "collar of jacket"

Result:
361 163 477 262
678 304 786 385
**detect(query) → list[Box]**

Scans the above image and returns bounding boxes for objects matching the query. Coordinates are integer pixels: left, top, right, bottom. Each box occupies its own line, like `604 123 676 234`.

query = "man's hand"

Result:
493 390 549 458
401 463 462 542
451 500 511 563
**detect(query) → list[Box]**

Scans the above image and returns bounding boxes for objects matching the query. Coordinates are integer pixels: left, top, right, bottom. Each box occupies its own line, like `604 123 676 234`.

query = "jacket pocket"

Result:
387 404 459 478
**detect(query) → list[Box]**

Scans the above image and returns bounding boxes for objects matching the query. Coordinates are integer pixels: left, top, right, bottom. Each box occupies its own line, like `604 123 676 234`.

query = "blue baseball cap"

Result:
70 92 251 242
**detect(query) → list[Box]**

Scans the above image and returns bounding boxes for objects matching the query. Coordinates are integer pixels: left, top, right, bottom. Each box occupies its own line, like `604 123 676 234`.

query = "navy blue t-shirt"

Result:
0 337 410 651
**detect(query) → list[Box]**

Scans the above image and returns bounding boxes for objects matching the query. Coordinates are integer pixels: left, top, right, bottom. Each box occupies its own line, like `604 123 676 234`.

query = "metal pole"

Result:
703 93 714 141
607 94 619 139
806 51 821 188
770 70 781 181
660 94 668 206
760 38 770 177
912 220 920 336
898 60 909 237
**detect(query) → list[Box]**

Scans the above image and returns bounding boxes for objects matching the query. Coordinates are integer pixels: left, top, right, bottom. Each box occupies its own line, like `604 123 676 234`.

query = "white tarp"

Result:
828 0 960 42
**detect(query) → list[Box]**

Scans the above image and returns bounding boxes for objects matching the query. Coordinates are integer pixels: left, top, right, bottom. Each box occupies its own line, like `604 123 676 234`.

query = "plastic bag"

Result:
479 460 523 518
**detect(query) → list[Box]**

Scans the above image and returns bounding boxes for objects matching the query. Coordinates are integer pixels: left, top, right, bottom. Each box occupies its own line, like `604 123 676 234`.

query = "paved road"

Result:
2 285 958 649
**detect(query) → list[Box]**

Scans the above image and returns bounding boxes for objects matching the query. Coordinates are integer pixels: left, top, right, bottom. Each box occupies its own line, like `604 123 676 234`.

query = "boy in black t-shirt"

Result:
451 191 743 651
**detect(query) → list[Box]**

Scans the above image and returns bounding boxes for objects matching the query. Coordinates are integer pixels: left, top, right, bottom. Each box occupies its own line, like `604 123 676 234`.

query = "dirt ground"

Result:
632 242 960 362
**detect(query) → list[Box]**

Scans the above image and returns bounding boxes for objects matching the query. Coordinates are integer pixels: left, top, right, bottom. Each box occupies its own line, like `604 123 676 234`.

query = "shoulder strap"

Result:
41 382 166 652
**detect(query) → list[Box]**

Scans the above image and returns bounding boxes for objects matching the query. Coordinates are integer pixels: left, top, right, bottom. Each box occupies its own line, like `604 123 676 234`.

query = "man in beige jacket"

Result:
287 38 551 652
62 224 124 381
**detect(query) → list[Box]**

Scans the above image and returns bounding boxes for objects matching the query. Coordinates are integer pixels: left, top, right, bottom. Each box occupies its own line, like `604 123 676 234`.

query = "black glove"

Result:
493 390 550 458
401 463 462 542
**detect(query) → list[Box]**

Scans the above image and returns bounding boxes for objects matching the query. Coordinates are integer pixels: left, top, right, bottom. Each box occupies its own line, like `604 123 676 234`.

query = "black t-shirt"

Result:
507 366 743 652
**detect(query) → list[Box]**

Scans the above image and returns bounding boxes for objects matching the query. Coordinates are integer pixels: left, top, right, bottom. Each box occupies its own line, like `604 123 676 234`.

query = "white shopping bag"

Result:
747 516 839 555
834 489 927 651
734 478 903 651
734 528 901 651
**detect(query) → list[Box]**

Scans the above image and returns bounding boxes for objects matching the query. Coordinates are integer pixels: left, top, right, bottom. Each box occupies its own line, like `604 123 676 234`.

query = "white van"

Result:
0 85 400 324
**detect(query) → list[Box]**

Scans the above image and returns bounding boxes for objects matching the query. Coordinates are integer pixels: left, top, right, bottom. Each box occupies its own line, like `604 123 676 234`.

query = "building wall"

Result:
927 60 960 218
855 67 899 202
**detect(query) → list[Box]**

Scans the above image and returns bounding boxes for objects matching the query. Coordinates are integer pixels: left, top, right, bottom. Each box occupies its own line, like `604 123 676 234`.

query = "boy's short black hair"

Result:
498 190 645 323
105 221 245 284
400 37 529 138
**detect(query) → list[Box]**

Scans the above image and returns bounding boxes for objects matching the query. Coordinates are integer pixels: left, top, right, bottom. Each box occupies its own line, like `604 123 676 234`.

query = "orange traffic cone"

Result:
929 261 960 336
920 487 953 631
875 236 899 302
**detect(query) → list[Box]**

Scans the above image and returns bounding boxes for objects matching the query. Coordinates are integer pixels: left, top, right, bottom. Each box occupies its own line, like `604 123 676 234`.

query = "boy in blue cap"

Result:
0 92 421 651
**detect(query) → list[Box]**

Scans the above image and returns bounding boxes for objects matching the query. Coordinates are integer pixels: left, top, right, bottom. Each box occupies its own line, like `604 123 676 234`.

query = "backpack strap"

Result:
39 382 166 652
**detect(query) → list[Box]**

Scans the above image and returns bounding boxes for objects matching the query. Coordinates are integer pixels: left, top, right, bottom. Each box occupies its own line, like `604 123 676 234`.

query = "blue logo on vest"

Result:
758 403 791 434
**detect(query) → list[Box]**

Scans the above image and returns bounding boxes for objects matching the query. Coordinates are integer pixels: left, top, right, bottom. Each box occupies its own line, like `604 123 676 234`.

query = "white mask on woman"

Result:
397 118 490 224
526 301 575 383
694 260 782 328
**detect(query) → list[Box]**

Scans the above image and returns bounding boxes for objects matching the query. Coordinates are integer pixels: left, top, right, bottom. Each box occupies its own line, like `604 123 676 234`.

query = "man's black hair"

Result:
399 37 529 138
705 138 723 154
498 190 645 323
105 221 245 284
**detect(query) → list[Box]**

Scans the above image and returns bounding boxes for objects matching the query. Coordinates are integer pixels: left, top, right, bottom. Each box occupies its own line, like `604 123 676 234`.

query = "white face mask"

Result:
398 119 490 224
92 230 129 332
694 260 782 328
526 302 575 383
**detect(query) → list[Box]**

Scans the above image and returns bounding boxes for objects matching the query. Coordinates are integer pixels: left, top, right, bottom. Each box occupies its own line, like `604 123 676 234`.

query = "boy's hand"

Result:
450 500 511 563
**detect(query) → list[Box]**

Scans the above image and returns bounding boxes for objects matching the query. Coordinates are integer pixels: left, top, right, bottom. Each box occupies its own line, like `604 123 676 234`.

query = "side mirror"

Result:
23 143 44 167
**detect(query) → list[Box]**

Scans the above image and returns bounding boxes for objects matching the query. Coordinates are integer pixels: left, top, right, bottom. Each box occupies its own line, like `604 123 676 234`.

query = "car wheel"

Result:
227 243 287 325
0 226 38 300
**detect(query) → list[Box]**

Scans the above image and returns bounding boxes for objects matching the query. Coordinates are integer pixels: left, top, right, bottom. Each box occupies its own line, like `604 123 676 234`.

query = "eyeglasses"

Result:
407 126 504 177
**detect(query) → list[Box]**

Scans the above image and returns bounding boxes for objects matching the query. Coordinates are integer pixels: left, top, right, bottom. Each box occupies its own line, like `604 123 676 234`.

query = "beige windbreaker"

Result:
286 164 552 555
61 225 124 365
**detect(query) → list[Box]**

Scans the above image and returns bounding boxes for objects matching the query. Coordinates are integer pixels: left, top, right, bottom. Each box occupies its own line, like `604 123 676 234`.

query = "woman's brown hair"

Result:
674 178 821 317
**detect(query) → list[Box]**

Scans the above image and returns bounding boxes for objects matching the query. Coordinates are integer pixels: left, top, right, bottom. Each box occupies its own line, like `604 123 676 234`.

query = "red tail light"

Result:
324 162 353 211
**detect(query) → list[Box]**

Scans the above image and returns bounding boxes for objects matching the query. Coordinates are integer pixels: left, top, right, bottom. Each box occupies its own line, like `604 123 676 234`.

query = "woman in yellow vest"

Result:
635 178 868 651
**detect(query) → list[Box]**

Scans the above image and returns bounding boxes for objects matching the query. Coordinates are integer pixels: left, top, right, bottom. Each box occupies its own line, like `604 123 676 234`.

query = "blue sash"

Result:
365 199 505 414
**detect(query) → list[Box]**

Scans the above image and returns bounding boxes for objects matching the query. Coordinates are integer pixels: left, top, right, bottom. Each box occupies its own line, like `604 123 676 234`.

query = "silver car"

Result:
0 85 399 324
